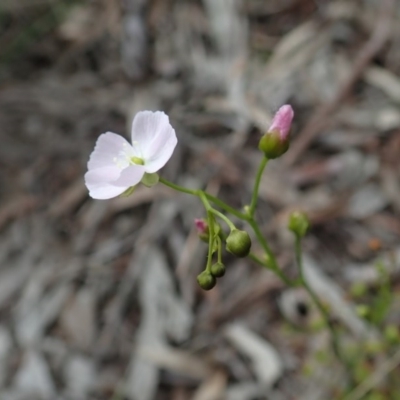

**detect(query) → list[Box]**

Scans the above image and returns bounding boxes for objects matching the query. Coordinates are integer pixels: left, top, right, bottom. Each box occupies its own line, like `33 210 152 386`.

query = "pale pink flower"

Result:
85 111 177 199
268 104 294 140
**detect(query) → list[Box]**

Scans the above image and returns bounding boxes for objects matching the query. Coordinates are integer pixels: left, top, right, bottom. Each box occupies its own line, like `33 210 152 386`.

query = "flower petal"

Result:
87 183 128 200
131 111 177 164
84 166 121 186
143 131 177 173
268 105 294 141
88 132 132 170
112 165 146 187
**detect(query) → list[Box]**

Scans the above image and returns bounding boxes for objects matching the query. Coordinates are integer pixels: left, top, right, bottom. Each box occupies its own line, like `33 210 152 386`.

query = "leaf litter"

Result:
0 0 399 399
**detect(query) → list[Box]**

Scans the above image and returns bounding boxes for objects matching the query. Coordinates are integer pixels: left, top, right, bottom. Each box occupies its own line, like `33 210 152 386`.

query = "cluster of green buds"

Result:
193 105 297 291
195 219 251 290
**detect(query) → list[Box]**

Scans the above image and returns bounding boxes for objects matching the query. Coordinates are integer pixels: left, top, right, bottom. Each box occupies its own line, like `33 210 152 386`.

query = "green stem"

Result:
248 252 267 267
160 176 293 286
216 236 223 264
198 192 235 234
248 157 268 218
294 236 354 382
209 208 236 231
204 192 247 220
159 176 198 196
248 220 275 268
196 192 217 273
248 219 292 286
205 209 215 273
159 177 247 220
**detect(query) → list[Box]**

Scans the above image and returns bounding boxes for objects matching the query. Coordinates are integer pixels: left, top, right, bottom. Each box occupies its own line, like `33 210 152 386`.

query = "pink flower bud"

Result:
194 219 208 234
268 104 294 140
194 218 209 242
259 104 294 159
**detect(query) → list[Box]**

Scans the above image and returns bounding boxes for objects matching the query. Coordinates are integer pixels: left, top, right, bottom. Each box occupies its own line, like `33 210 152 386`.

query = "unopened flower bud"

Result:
226 229 251 258
194 219 221 242
195 219 209 242
210 262 226 277
197 271 216 290
141 172 159 187
259 105 294 159
288 211 309 238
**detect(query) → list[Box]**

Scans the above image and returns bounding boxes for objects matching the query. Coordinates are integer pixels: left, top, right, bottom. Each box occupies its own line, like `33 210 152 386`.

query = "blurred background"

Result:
0 0 400 399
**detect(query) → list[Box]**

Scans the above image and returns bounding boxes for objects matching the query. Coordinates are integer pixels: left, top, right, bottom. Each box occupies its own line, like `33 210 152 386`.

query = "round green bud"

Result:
210 262 226 278
288 211 310 238
196 271 216 290
243 205 251 216
258 130 289 159
141 172 159 187
226 229 251 258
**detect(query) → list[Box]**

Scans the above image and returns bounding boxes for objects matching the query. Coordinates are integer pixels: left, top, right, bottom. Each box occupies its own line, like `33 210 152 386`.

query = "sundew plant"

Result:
85 107 400 399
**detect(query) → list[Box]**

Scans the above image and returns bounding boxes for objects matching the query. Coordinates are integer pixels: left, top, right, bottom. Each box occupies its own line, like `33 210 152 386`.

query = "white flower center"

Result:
113 142 144 169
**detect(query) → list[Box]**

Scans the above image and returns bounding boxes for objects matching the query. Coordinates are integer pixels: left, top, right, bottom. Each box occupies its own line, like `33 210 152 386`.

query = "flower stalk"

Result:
84 105 357 385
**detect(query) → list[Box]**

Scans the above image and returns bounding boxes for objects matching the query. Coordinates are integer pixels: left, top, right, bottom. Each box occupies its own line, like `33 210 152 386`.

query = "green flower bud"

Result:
288 211 309 238
259 105 294 159
210 262 226 278
258 130 289 159
226 229 251 258
141 172 159 187
196 271 216 290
